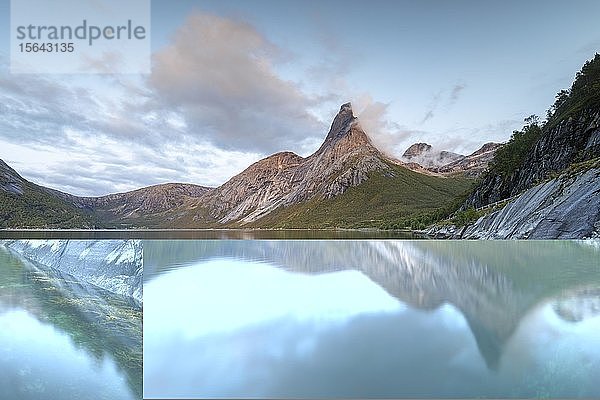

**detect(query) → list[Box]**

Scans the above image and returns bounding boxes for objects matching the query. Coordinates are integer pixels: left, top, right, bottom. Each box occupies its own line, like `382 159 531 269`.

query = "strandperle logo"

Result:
15 19 147 46
10 0 150 74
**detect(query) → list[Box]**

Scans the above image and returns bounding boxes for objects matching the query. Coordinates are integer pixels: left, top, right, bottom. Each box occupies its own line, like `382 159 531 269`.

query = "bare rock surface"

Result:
446 168 600 239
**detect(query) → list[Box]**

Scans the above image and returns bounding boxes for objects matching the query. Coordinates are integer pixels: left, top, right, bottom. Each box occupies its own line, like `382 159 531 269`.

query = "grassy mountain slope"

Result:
1 161 101 228
250 162 474 229
0 189 101 229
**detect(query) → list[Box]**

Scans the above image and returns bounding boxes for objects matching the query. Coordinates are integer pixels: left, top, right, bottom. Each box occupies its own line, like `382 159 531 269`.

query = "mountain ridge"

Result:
1 102 474 229
400 141 502 176
170 102 416 226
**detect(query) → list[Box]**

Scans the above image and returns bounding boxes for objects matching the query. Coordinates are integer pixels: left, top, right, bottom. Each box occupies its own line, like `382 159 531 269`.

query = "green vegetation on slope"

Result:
546 53 600 128
487 115 543 178
484 53 600 182
251 162 474 229
0 183 102 228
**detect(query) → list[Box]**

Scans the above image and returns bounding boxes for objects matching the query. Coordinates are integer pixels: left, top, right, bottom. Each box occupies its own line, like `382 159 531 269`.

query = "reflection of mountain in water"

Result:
144 240 600 369
1 240 142 305
553 287 600 322
0 247 142 399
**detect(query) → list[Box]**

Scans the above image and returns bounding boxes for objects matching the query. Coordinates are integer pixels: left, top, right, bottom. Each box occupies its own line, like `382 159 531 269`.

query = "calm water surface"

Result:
0 246 142 400
0 229 419 240
144 240 600 398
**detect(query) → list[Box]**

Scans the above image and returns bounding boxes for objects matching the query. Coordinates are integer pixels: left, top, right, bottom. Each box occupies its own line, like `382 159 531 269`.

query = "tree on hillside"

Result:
489 115 542 177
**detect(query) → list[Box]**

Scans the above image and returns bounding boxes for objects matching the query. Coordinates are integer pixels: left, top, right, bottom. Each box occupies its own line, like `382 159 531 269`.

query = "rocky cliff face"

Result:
464 55 600 210
402 143 432 158
0 159 25 195
465 111 600 209
460 165 600 239
181 103 396 225
444 54 600 239
0 102 472 229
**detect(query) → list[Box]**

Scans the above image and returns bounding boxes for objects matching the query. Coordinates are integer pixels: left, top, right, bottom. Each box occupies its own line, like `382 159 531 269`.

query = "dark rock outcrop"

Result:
461 166 600 239
449 54 600 239
0 159 25 195
464 54 600 210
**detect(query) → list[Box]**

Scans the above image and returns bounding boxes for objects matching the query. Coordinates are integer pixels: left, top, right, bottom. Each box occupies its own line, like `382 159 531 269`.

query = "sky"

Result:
1 0 599 196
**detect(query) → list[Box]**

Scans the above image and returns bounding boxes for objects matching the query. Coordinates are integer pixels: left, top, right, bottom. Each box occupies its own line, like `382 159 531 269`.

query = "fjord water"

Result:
143 240 600 399
0 246 142 400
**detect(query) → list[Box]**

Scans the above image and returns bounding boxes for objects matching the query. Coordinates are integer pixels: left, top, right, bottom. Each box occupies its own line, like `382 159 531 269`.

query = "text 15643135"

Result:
18 42 74 53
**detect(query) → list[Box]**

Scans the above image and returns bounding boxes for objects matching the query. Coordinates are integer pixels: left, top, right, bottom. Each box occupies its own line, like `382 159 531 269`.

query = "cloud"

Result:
0 11 336 195
449 84 466 105
420 92 441 124
0 14 486 196
148 12 325 154
420 83 466 124
79 51 125 74
304 10 356 97
353 95 425 157
420 109 435 124
1 132 262 196
0 51 273 195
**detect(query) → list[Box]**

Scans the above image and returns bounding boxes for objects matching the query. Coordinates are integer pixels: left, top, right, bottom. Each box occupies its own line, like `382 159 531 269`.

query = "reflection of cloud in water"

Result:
143 241 600 398
144 259 492 398
144 258 403 338
0 310 133 400
499 301 600 397
144 240 600 370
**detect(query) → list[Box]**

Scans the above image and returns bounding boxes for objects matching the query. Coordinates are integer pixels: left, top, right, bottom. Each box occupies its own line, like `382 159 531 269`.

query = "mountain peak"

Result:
402 143 432 158
316 102 379 156
322 102 357 144
401 143 466 169
339 102 353 114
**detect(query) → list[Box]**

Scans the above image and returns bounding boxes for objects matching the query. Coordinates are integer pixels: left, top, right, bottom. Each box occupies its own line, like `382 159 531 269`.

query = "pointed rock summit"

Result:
318 102 376 155
323 102 356 143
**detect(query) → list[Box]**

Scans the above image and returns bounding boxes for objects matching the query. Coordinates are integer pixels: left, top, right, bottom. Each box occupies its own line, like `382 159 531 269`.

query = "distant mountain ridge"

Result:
0 159 101 228
52 183 210 225
401 143 465 168
0 102 473 229
401 142 502 177
162 102 472 228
